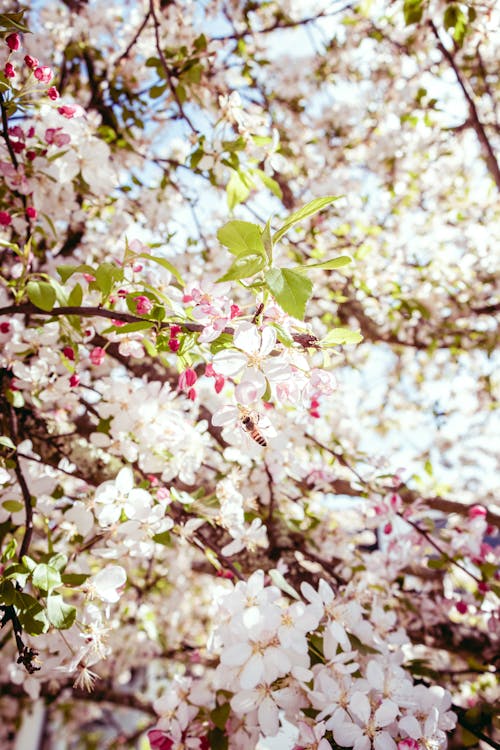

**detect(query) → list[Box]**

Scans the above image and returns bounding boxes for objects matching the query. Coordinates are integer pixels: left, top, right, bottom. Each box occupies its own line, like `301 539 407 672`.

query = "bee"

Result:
240 412 267 446
239 409 268 446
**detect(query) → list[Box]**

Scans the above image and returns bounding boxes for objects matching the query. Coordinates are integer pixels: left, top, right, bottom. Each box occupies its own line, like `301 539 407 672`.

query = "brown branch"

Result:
429 21 500 191
6 403 33 561
149 0 198 133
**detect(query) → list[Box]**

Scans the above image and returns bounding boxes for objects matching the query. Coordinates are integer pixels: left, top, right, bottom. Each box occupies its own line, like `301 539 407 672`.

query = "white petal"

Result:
374 731 397 750
258 696 280 736
259 325 276 355
212 349 247 376
240 653 263 689
398 715 421 739
235 372 266 404
211 405 239 426
231 689 259 714
233 322 261 353
366 659 385 689
220 642 251 667
349 692 371 723
115 467 133 493
375 699 399 727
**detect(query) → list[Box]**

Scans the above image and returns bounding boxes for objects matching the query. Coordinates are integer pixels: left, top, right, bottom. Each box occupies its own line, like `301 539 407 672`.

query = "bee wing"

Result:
258 414 277 438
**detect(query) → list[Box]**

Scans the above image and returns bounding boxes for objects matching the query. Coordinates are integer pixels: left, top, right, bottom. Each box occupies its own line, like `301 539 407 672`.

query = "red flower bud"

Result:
6 33 20 51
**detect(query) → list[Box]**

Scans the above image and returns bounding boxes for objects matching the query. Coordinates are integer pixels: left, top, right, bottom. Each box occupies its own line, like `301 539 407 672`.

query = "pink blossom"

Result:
134 295 153 315
398 741 419 750
47 86 60 101
24 55 39 69
4 62 15 79
45 127 71 147
69 374 80 387
58 104 83 119
0 211 12 226
90 347 106 366
34 66 54 83
6 33 21 51
178 368 197 390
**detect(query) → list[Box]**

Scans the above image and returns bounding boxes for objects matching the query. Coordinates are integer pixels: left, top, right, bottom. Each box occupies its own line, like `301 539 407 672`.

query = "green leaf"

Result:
293 256 352 273
6 389 24 408
2 539 17 562
103 321 154 335
217 221 266 257
254 168 283 199
0 11 30 33
443 4 467 44
27 281 56 312
211 703 230 731
95 262 123 297
403 0 425 25
152 530 173 547
57 264 95 283
32 563 62 592
2 500 24 513
48 553 68 572
226 170 251 210
262 219 273 262
46 594 76 629
217 253 267 282
61 573 89 586
207 728 228 750
321 327 363 346
264 267 313 320
139 254 184 286
67 283 83 307
273 196 341 244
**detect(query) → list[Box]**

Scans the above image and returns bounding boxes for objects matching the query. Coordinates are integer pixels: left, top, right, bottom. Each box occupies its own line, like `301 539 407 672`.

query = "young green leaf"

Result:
138 254 184 286
273 196 341 244
27 280 56 312
226 170 251 210
217 253 267 282
265 267 313 320
321 328 363 346
293 256 352 273
46 594 77 629
32 563 62 592
217 220 266 257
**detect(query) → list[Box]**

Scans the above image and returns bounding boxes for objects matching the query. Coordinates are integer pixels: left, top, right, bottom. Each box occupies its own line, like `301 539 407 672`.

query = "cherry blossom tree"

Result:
0 1 498 749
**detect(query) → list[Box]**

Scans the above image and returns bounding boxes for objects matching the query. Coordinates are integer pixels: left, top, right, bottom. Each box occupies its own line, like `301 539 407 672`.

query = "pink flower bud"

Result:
230 304 240 318
168 338 180 352
62 346 75 361
134 295 153 315
90 347 105 366
478 581 489 594
187 387 197 401
24 55 39 69
214 375 225 393
83 273 96 282
455 600 468 614
182 293 194 303
205 363 215 377
112 319 126 327
6 33 20 51
309 409 320 419
179 368 197 389
117 288 129 298
34 66 54 83
4 62 15 78
383 522 393 534
398 740 419 750
47 86 59 101
69 374 80 388
0 322 10 333
169 324 182 336
26 206 37 219
147 730 174 750
0 211 12 226
469 504 487 519
26 150 37 161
